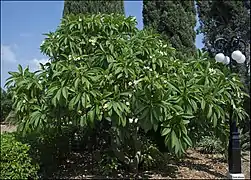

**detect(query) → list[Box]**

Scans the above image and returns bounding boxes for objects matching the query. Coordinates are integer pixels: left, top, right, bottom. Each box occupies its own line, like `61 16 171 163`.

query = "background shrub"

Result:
196 135 225 154
0 133 39 179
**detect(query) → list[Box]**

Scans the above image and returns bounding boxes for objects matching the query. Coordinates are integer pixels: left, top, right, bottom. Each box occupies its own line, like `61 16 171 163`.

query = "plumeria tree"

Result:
5 14 248 165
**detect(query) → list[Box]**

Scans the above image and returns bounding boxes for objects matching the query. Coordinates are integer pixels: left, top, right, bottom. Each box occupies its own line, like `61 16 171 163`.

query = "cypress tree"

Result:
196 0 250 54
63 0 124 17
143 0 196 57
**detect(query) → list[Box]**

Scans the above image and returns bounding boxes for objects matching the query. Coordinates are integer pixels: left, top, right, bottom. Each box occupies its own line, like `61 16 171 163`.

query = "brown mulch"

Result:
52 149 250 179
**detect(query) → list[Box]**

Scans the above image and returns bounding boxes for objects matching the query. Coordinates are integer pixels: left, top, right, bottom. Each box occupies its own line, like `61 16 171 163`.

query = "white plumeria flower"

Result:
133 89 136 92
131 17 136 21
209 68 216 75
41 40 45 46
23 100 26 103
143 66 148 70
103 103 108 109
46 74 49 77
79 18 82 21
129 118 134 123
133 80 139 85
164 80 167 84
134 118 138 123
126 102 130 106
69 121 72 124
128 82 133 86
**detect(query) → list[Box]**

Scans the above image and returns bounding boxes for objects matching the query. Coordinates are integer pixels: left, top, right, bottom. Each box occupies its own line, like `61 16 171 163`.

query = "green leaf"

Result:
161 128 171 136
171 131 178 148
74 78 80 90
174 140 180 154
80 116 86 127
69 96 76 110
165 81 180 93
113 102 121 118
182 135 192 146
74 94 81 106
88 109 95 124
120 116 126 127
207 104 213 119
52 96 57 107
201 98 206 110
182 114 194 119
18 64 23 74
62 87 68 101
56 88 62 102
213 113 217 127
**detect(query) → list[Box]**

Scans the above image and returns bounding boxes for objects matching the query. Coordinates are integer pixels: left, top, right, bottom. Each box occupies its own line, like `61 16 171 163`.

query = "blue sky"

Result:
1 1 203 88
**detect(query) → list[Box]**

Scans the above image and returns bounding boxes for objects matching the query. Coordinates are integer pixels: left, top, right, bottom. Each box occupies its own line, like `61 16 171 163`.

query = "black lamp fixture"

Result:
213 36 246 179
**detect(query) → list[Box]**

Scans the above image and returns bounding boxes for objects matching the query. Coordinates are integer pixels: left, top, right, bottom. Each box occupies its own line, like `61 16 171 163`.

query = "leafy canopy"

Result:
6 14 248 156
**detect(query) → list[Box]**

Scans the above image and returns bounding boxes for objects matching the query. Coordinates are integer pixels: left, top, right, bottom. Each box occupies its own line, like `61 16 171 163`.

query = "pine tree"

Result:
142 0 196 57
63 0 124 17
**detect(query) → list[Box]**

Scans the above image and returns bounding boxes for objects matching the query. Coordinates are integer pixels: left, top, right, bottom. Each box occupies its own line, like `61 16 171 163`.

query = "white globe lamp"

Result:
236 54 246 64
215 53 225 63
224 56 230 65
231 50 243 62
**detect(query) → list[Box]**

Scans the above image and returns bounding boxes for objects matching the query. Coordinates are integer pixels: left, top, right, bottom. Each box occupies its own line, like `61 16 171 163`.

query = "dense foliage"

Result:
0 133 39 179
63 0 124 17
143 0 196 57
5 14 249 165
0 88 12 122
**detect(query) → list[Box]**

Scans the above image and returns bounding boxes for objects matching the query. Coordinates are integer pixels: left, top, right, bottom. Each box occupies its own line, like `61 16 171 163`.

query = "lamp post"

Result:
213 36 246 179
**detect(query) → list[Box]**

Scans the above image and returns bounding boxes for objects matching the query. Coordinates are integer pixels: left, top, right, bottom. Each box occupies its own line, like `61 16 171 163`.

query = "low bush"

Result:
197 135 225 154
0 133 39 179
15 127 74 178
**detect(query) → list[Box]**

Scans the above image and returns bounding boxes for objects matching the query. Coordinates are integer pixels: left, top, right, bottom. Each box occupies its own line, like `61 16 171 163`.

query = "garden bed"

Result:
1 125 249 179
52 148 250 179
